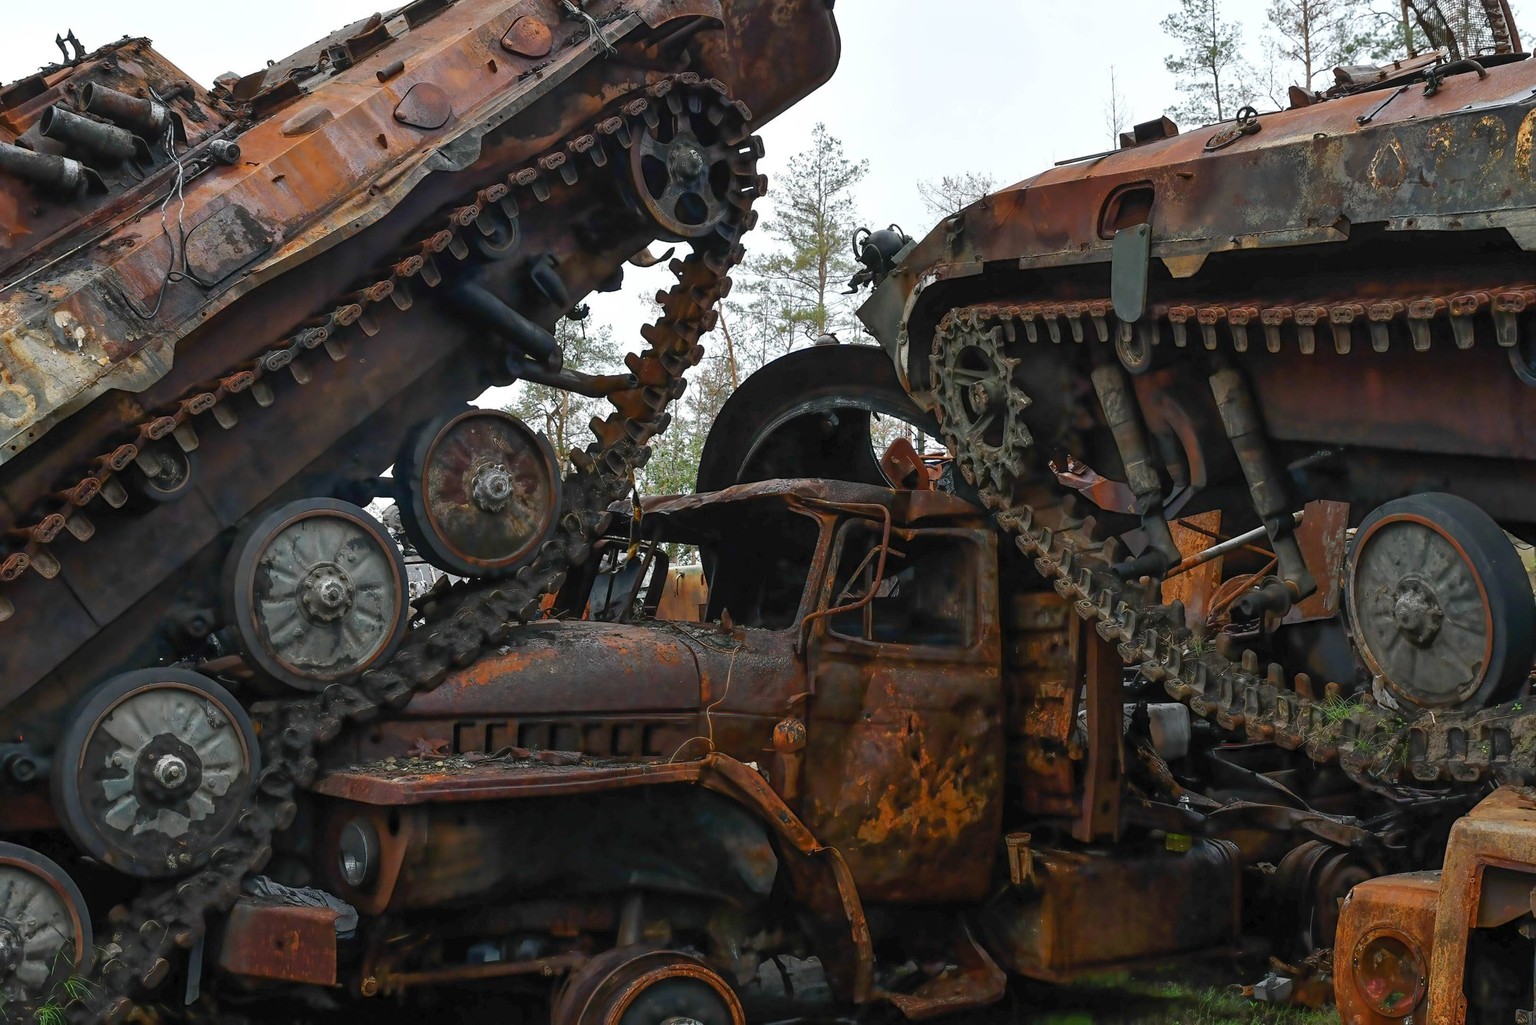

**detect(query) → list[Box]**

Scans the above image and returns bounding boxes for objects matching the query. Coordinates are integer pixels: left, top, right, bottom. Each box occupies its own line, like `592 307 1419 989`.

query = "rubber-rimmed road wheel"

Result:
0 842 93 1003
224 498 408 692
52 668 258 879
1346 492 1536 710
397 409 562 579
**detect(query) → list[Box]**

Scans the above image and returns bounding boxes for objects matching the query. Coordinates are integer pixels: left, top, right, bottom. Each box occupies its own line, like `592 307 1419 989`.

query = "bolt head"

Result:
471 464 515 513
300 564 355 622
1390 578 1444 647
153 753 190 789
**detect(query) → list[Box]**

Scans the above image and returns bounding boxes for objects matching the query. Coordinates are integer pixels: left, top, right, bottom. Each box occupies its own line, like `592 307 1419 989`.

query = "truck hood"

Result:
402 620 707 717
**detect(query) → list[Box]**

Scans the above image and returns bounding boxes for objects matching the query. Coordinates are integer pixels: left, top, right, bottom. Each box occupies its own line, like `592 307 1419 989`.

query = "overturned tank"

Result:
0 1 838 1020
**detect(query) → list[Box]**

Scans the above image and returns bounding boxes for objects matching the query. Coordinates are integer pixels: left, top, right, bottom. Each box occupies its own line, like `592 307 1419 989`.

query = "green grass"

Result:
0 948 101 1025
1020 973 1339 1025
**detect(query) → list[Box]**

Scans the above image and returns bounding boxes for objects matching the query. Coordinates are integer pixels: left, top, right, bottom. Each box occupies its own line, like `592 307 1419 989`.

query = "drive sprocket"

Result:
929 316 1034 495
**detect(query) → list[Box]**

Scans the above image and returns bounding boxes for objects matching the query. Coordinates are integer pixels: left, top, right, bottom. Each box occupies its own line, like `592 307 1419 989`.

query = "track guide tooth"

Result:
64 512 95 542
99 477 129 509
420 256 443 287
1229 307 1255 352
1329 303 1362 353
1197 307 1223 350
1291 306 1319 354
1493 291 1526 346
1168 306 1193 347
30 548 59 579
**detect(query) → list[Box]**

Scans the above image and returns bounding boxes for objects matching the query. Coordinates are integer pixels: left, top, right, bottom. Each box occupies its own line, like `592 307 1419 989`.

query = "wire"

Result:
667 646 737 763
141 101 191 320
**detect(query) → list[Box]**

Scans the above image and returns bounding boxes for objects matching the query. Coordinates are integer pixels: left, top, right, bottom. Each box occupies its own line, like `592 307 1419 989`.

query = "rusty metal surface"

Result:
0 0 841 719
314 752 877 1003
1333 871 1437 1025
654 563 708 621
1072 627 1123 844
0 0 845 1018
217 898 339 986
978 836 1244 983
637 476 983 535
1003 591 1080 818
1425 787 1536 1023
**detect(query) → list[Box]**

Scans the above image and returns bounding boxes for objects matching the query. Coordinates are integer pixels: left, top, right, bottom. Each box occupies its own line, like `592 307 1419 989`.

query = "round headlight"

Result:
1352 929 1427 1017
337 818 379 889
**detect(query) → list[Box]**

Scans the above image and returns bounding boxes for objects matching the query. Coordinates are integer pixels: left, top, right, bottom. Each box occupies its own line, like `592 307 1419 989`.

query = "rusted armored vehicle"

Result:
0 1 840 1019
847 4 1536 1022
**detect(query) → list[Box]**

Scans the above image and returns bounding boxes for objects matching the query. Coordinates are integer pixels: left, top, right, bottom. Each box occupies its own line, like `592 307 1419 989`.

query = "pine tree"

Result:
744 123 868 346
1268 0 1343 89
1162 0 1247 124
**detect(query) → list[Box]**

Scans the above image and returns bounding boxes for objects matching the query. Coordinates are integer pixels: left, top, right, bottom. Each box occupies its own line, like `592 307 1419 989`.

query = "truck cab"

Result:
260 478 1007 1013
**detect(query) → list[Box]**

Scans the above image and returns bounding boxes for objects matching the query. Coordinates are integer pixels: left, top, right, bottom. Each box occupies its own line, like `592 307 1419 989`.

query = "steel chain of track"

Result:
929 303 1536 794
7 74 758 1025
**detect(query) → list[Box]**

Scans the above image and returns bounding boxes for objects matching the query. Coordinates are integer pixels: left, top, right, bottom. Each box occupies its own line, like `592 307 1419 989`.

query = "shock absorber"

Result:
1090 362 1183 578
1209 364 1317 617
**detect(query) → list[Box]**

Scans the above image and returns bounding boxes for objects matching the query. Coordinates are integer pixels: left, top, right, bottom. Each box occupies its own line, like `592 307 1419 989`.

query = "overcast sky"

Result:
2 0 1525 399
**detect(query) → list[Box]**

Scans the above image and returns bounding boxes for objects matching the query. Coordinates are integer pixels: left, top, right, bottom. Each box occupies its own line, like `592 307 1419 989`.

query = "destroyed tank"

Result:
0 1 838 1019
858 10 1536 822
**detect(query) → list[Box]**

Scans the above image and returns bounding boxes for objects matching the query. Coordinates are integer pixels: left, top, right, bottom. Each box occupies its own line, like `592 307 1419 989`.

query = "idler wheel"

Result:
554 948 745 1025
52 669 258 879
0 843 92 1003
626 100 743 241
225 499 408 691
398 409 561 578
1346 492 1536 711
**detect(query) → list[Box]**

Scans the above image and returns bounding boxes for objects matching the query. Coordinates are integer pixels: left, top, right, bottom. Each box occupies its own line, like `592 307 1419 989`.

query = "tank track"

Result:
14 74 759 1024
929 300 1536 794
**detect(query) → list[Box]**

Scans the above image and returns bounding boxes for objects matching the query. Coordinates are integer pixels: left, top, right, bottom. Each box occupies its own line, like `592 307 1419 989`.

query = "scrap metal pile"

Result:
4 1 1536 1024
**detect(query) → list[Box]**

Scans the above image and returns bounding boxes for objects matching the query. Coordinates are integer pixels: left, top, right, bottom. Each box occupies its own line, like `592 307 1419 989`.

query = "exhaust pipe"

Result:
80 83 171 139
0 142 92 195
40 105 141 163
447 280 563 371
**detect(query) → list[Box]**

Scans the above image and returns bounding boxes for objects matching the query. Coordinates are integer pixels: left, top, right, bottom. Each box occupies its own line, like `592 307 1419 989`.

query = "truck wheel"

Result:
555 948 745 1025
